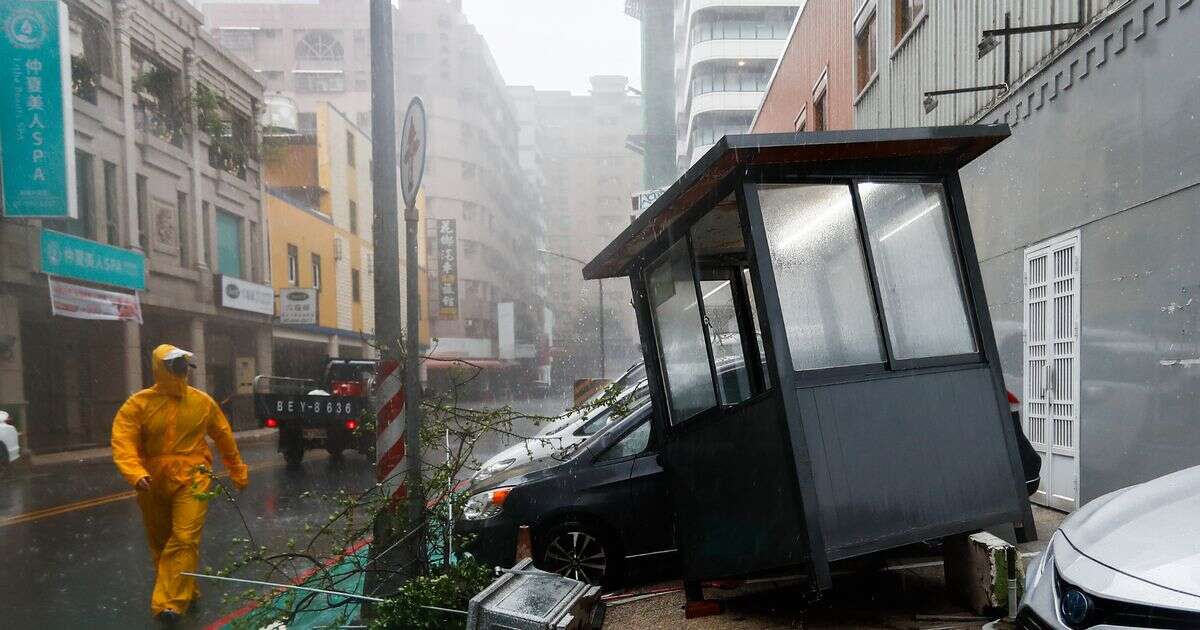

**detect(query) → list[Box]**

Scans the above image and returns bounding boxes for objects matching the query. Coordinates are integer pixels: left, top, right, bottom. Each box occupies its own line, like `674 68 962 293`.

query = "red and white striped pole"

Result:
374 358 407 501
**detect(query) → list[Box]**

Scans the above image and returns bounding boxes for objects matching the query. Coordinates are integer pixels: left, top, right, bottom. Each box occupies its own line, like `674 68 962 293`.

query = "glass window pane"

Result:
758 184 885 371
859 182 977 359
596 417 652 462
698 280 752 405
647 239 717 422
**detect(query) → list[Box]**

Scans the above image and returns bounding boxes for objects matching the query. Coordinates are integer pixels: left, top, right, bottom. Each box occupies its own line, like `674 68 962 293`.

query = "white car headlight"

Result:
474 458 517 480
1026 531 1058 594
462 487 512 521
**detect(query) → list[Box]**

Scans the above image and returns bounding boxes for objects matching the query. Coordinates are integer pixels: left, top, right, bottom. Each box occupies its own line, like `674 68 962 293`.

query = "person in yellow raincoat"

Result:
112 344 249 623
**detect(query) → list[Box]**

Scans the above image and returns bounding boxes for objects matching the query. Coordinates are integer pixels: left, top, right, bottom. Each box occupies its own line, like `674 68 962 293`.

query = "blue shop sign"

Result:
0 0 75 219
41 229 145 290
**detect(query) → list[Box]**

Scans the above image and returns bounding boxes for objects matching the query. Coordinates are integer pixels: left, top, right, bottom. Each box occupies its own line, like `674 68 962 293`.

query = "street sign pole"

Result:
399 96 427 575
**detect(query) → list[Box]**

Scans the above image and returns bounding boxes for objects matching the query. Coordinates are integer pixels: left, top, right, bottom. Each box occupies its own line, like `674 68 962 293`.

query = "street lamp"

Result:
538 248 606 378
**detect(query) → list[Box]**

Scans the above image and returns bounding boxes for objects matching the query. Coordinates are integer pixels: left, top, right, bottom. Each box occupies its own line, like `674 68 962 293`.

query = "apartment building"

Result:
0 0 271 452
673 0 799 168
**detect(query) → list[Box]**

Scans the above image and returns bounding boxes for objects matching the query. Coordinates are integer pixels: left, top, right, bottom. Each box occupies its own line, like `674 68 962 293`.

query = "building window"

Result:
793 106 807 131
297 112 317 133
346 131 356 166
131 48 185 147
854 8 878 95
295 30 344 62
68 6 113 104
893 0 926 46
136 174 149 250
216 27 256 51
250 222 262 282
216 209 244 278
293 71 345 93
177 191 189 267
103 161 119 245
287 244 299 286
811 74 830 130
311 253 322 290
351 269 362 302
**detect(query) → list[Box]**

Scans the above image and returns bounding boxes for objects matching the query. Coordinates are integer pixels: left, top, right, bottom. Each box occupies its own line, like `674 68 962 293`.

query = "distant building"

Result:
0 0 271 452
201 0 546 388
518 77 644 381
673 0 799 168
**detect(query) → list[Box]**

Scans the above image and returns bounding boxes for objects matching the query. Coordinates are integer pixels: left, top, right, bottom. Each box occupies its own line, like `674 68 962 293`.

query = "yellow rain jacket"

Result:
112 344 249 616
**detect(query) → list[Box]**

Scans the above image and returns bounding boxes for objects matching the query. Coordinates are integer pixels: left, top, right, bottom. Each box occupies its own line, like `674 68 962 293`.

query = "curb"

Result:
26 428 277 467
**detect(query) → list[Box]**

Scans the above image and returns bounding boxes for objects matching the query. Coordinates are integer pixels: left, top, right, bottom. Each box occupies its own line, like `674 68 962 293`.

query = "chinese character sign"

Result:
437 219 458 320
41 228 146 290
0 0 75 219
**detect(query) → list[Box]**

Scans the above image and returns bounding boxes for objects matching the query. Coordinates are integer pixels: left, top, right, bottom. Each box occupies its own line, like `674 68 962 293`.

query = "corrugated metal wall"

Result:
855 0 1127 129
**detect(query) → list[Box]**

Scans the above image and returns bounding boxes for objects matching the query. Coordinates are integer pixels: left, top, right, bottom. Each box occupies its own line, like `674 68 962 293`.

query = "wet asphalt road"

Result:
0 394 570 630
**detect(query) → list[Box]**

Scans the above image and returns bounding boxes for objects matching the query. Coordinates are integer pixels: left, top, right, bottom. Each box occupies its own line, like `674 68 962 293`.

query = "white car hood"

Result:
1060 464 1200 598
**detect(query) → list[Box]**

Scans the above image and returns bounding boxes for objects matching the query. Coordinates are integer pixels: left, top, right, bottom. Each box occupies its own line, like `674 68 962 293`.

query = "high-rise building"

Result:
201 0 545 388
525 77 644 380
672 0 799 168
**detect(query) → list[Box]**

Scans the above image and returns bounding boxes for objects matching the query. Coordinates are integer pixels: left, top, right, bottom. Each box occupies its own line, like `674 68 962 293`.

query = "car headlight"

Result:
462 487 512 521
1026 531 1057 594
475 458 516 480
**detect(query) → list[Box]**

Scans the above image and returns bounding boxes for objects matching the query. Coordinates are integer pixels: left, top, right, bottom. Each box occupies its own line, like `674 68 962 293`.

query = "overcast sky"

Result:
460 0 641 94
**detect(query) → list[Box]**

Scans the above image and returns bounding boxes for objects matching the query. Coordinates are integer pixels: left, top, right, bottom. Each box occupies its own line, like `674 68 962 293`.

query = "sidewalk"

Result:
26 428 277 467
603 505 1067 629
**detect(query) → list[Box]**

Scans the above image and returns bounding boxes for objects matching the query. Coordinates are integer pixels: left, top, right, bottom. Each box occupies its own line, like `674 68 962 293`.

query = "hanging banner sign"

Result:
0 0 76 219
49 277 142 323
41 228 145 290
279 288 318 325
631 186 667 215
436 219 458 320
219 275 275 315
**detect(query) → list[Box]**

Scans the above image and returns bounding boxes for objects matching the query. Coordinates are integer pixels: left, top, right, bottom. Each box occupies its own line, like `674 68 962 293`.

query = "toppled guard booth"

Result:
584 126 1036 596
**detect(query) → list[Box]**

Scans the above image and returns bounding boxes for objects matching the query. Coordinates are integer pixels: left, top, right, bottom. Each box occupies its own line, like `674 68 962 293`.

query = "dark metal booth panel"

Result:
798 367 1023 560
593 127 1037 590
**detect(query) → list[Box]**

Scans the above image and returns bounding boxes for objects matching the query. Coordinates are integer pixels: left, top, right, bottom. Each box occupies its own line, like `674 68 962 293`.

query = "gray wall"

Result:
961 0 1200 503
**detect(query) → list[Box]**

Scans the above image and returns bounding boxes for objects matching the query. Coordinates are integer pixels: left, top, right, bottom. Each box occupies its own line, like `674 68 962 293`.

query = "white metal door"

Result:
1023 231 1081 511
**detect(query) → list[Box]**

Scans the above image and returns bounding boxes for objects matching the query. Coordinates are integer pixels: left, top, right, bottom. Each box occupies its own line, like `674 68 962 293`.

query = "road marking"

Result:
0 459 289 528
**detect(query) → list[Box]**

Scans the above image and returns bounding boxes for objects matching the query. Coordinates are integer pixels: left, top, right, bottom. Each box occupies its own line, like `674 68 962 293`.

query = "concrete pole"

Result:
255 326 273 387
326 334 340 359
0 296 28 454
190 318 207 392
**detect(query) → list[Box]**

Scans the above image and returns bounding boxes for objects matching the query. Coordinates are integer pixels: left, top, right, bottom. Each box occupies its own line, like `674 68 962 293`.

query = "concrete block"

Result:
944 531 1023 615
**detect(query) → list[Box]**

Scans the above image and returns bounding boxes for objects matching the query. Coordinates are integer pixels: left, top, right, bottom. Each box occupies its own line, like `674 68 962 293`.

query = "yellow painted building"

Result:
265 103 427 379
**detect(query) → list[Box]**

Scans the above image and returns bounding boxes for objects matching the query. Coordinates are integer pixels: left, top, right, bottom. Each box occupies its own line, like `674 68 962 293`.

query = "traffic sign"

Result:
399 97 426 210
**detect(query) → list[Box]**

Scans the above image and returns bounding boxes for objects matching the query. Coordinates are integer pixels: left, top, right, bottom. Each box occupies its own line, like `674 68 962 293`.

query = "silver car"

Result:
1018 465 1200 628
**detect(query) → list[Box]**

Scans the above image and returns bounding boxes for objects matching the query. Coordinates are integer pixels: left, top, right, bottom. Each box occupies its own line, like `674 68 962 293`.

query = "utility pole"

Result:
366 0 408 598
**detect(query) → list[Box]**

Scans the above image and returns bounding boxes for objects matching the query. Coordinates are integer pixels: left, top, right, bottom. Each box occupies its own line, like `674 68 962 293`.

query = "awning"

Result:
583 125 1010 280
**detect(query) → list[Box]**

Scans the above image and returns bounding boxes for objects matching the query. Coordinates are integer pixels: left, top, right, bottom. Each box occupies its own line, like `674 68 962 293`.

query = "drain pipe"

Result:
1007 545 1020 619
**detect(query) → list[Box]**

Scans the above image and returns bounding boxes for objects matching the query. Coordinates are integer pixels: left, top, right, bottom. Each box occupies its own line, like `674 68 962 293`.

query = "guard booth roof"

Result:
583 125 1009 280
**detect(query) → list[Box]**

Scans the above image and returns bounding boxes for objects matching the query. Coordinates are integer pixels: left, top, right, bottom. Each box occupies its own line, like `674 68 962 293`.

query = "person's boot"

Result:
157 610 182 625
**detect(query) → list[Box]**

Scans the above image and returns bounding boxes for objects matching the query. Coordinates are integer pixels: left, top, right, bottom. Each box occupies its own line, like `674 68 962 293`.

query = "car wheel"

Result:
0 448 9 478
282 437 304 470
537 521 618 586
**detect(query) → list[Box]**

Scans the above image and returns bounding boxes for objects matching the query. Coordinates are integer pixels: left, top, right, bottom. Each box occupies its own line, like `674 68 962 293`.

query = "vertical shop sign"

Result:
437 219 458 319
0 0 75 218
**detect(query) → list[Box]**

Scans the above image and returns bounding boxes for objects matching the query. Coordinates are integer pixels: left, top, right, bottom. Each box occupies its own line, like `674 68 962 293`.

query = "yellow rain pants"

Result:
112 344 249 616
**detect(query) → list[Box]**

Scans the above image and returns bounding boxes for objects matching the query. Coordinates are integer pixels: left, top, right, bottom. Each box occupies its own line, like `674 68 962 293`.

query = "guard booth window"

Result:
755 180 977 375
647 239 717 423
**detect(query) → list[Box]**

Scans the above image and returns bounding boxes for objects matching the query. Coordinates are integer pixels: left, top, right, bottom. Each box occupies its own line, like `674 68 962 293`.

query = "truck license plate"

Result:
303 428 326 440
